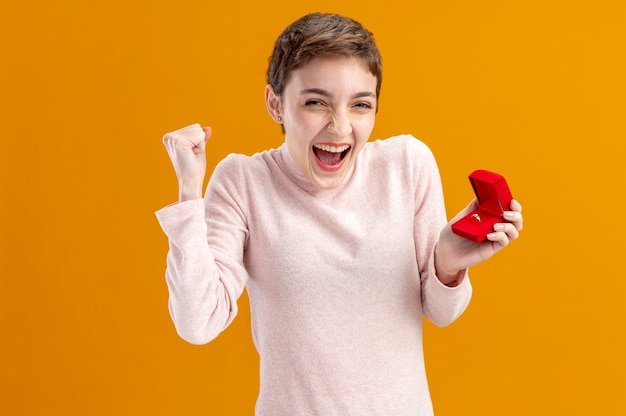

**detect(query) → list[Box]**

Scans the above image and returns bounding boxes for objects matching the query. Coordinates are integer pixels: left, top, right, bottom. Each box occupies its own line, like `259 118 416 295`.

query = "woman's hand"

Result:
162 124 212 201
434 199 524 285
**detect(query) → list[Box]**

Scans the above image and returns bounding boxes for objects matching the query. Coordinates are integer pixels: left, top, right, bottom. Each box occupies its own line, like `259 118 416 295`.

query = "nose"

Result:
327 110 352 137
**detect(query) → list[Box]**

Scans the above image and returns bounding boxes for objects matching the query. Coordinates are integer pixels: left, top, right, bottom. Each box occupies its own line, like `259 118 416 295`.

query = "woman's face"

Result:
267 55 377 189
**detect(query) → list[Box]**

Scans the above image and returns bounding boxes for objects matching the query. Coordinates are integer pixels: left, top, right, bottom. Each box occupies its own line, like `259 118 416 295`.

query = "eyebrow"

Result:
299 88 376 99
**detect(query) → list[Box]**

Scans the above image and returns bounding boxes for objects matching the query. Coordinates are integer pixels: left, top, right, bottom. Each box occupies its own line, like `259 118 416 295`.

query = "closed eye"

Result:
305 99 327 107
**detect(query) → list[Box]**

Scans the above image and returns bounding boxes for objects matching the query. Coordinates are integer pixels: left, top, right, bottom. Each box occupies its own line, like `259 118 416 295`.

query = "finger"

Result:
494 222 520 241
162 132 173 146
177 123 202 134
510 199 523 212
164 124 201 148
503 210 523 231
192 126 212 154
202 126 212 141
486 230 511 247
163 124 207 150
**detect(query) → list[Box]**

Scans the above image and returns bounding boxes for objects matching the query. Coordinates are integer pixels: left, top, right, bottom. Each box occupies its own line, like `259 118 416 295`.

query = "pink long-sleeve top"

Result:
156 135 472 415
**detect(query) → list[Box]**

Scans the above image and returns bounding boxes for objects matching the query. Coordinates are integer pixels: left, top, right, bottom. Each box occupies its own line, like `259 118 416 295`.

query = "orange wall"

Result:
1 1 625 414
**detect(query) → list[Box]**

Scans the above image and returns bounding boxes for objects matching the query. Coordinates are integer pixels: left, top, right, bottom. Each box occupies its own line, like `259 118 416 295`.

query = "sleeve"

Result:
155 155 250 344
407 136 473 327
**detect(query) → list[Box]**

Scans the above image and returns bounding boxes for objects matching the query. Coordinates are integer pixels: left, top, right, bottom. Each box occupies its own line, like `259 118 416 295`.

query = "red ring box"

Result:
451 170 513 242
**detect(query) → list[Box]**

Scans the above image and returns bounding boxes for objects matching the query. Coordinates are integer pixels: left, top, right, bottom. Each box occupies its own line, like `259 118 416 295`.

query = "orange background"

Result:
1 1 625 414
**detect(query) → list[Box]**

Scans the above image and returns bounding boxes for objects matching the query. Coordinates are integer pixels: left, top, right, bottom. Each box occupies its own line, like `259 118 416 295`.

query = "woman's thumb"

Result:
202 126 212 142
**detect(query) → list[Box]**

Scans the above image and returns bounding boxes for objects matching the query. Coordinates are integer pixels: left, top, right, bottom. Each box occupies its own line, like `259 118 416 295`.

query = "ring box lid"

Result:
451 170 513 242
470 170 513 216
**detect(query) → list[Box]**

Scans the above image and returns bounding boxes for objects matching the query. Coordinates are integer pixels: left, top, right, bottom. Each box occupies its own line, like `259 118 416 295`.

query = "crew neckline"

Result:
274 142 359 196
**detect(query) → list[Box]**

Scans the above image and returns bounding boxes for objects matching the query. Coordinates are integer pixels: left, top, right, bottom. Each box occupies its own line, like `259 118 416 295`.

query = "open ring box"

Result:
451 170 513 242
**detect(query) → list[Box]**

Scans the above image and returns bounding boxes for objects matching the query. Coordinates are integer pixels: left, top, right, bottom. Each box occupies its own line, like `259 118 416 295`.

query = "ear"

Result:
265 84 282 123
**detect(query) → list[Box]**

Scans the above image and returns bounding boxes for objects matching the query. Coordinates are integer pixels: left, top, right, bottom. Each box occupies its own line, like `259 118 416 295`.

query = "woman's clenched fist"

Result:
162 123 212 201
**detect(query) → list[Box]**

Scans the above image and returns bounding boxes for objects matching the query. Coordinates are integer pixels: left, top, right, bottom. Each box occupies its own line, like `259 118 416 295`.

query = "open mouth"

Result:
312 144 351 169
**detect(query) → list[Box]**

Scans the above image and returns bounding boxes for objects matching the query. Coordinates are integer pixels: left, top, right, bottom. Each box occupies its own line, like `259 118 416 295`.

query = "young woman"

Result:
157 12 523 415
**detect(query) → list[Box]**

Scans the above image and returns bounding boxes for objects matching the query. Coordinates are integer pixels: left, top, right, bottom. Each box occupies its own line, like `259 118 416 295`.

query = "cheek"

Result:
289 112 323 134
353 116 376 139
